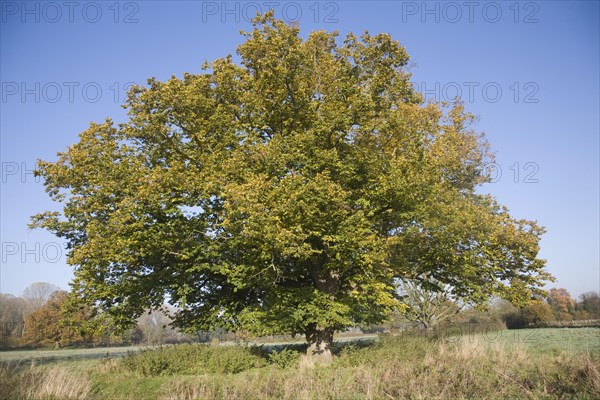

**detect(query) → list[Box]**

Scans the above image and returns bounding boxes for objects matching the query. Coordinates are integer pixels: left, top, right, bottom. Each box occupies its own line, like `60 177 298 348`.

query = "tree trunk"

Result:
304 245 338 363
305 326 334 363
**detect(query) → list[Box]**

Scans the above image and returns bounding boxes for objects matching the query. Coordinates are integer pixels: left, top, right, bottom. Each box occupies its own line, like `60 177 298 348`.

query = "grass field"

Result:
0 345 153 364
1 328 598 399
456 327 600 353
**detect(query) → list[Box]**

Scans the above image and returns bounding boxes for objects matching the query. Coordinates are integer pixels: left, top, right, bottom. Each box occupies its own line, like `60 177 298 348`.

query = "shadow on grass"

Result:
249 335 378 358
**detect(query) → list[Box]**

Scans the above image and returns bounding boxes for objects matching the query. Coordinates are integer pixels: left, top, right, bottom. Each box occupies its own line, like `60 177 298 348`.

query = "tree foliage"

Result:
503 300 554 329
547 288 575 320
577 292 600 318
31 14 551 355
22 291 98 346
521 301 554 326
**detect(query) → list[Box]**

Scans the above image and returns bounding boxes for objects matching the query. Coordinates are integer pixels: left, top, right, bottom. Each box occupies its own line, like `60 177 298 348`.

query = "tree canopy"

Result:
22 281 60 311
22 290 97 346
31 14 551 357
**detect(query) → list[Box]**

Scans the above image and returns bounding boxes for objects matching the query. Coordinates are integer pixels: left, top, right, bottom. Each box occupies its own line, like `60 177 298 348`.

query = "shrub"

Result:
335 334 432 367
268 348 301 369
120 344 265 376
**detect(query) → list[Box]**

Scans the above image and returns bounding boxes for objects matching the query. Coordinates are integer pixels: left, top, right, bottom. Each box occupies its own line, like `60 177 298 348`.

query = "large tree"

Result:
31 14 551 359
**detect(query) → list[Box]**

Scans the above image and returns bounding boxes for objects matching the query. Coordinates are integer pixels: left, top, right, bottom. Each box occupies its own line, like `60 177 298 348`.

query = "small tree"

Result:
397 277 461 330
0 294 28 347
137 308 188 345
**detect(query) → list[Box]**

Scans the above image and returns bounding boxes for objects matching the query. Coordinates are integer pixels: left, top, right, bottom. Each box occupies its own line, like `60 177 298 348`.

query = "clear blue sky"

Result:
1 1 598 298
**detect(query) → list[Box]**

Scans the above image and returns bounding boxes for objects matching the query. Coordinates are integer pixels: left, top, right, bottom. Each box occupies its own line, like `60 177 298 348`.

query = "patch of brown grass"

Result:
0 362 91 400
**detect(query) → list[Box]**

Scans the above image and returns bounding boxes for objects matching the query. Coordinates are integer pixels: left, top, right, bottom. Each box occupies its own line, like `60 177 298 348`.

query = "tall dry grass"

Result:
0 362 91 399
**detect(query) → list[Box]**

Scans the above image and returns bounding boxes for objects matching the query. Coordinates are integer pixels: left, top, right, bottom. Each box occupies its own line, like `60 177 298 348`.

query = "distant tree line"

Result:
375 284 600 333
0 282 190 349
501 288 600 329
2 282 598 348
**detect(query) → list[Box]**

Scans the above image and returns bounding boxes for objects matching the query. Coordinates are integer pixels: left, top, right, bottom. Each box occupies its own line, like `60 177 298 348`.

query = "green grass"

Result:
0 345 152 365
1 328 599 400
466 327 600 353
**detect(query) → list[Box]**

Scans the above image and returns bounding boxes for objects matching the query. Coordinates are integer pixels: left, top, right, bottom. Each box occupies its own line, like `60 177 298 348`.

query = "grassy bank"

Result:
1 328 599 399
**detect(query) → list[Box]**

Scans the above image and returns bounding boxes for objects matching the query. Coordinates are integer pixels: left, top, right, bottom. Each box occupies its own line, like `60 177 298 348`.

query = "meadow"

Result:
1 328 599 399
